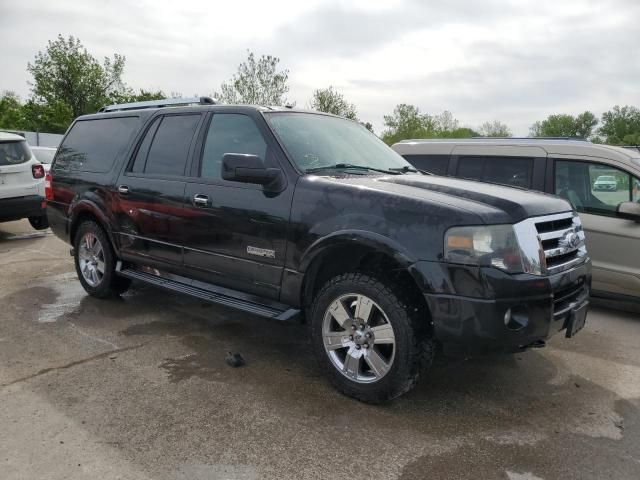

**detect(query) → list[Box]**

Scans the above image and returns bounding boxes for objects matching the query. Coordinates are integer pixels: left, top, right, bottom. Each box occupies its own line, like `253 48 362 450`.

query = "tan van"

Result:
392 138 640 301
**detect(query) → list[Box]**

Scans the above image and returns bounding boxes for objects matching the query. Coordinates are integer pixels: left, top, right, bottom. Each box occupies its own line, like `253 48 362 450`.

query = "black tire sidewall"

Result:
73 221 119 298
310 273 422 403
28 215 49 230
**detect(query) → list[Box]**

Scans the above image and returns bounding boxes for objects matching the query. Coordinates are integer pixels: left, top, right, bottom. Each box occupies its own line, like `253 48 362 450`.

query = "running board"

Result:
116 263 300 322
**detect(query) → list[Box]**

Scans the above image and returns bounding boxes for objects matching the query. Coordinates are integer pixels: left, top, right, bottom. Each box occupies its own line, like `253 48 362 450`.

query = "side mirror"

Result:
221 153 281 186
617 201 640 222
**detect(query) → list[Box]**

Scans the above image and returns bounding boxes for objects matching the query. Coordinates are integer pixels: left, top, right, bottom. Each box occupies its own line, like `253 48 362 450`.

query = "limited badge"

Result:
247 246 276 258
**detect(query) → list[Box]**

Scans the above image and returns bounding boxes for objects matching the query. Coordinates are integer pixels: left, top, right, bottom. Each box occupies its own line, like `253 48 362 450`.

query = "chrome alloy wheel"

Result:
78 232 105 287
322 293 396 384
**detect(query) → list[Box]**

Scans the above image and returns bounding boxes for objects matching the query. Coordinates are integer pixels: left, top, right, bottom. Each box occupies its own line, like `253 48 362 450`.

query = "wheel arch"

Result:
299 231 430 325
69 200 119 255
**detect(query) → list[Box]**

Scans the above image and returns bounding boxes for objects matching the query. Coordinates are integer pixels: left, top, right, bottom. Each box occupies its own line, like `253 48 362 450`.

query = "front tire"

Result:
73 221 131 298
310 272 434 403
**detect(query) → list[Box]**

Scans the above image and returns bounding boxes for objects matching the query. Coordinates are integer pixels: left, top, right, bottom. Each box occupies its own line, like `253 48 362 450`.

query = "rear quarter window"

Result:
54 116 138 173
0 140 31 166
402 154 449 175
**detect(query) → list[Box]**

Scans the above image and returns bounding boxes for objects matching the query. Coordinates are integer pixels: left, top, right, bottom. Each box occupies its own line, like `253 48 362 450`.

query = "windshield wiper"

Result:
305 163 402 175
388 166 432 175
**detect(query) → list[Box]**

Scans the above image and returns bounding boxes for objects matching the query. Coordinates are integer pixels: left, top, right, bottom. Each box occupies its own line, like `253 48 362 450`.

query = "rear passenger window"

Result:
143 114 200 176
402 154 449 175
200 114 267 179
457 156 533 188
55 117 138 173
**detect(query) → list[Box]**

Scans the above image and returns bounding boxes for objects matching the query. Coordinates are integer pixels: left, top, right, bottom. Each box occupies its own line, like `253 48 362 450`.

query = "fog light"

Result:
504 305 529 331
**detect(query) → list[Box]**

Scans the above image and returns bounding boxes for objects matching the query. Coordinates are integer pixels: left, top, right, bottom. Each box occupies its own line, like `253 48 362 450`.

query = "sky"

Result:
1 0 639 135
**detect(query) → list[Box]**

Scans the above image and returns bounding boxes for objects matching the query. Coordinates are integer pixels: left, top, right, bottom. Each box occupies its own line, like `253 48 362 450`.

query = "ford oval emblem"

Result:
562 231 580 250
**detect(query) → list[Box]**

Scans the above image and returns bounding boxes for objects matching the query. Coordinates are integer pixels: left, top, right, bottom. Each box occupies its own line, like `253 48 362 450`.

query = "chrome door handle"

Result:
193 194 209 207
118 185 129 195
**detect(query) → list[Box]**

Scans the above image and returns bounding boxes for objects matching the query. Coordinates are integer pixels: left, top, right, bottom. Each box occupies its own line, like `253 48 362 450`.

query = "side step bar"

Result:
116 263 300 322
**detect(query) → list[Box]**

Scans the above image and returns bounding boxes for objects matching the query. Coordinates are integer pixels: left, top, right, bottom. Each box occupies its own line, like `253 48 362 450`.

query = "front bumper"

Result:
0 195 46 222
410 259 592 356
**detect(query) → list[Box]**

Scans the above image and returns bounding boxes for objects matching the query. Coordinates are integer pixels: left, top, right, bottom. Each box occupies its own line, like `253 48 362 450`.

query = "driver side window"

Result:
200 114 267 179
555 160 638 216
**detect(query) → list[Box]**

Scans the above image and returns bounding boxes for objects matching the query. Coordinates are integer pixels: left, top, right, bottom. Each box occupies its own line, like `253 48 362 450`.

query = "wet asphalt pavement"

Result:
1 219 639 480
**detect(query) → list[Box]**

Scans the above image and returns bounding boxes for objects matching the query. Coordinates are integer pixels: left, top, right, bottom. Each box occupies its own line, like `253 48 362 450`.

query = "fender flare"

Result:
299 229 416 272
68 198 119 254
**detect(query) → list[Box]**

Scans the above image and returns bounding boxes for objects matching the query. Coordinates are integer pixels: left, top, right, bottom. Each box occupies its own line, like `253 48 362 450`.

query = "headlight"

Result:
444 225 525 273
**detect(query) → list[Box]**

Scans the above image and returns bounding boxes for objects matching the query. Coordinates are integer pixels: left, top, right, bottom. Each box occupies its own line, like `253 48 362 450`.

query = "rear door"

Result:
114 112 204 268
552 157 640 298
181 111 294 300
0 140 39 199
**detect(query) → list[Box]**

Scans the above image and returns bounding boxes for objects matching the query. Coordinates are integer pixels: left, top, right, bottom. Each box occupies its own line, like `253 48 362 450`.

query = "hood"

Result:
325 174 573 224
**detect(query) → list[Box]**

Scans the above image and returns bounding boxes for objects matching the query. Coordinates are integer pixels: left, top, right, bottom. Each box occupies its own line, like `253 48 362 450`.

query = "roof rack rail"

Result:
471 136 589 141
99 96 217 113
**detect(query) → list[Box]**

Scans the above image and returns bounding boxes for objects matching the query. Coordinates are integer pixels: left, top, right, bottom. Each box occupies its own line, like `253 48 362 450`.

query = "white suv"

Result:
0 132 48 230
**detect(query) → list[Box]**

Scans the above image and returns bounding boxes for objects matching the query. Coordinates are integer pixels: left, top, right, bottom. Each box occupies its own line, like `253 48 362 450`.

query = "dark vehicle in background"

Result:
392 138 640 302
46 99 591 402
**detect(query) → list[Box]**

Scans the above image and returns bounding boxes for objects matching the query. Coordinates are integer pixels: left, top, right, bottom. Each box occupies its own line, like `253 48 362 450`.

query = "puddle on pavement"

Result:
35 272 87 323
121 317 314 387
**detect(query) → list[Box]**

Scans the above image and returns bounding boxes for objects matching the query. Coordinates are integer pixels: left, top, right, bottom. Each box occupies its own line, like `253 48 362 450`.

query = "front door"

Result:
554 158 640 298
182 112 294 300
114 113 203 268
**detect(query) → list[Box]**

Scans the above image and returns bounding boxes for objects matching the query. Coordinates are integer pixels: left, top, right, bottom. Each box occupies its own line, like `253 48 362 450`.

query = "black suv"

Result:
46 98 591 403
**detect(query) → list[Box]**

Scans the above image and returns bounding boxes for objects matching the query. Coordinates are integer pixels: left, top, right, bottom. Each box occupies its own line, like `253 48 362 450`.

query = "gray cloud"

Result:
1 0 639 135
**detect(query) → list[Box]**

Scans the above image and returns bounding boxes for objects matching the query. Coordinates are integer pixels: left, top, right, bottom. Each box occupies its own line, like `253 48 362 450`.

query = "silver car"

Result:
593 175 618 191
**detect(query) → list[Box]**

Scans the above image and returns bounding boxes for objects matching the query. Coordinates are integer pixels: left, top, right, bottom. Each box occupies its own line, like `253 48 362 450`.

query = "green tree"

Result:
110 88 166 104
27 35 128 122
309 86 357 119
308 86 373 132
382 104 430 145
599 105 640 145
529 111 598 138
21 100 73 134
215 50 291 106
0 91 27 130
382 105 475 144
478 120 512 137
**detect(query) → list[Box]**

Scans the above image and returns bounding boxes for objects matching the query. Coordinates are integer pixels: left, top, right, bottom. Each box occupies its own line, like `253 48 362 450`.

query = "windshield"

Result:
32 148 56 164
264 112 411 173
597 176 615 181
0 140 32 166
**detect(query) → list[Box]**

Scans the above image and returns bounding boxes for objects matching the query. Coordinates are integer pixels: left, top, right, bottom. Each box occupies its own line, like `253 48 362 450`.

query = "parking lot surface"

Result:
1 219 639 480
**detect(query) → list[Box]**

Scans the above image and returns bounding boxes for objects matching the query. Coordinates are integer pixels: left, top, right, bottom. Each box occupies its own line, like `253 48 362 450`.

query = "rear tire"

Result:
28 215 49 230
73 221 131 298
310 272 434 403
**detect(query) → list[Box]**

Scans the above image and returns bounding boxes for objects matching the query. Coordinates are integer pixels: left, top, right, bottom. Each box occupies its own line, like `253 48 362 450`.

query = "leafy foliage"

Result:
309 86 357 120
308 86 373 131
215 51 291 106
381 105 477 144
110 89 167 105
1 36 168 133
28 35 128 121
529 111 598 139
0 91 26 130
478 120 512 137
599 105 640 145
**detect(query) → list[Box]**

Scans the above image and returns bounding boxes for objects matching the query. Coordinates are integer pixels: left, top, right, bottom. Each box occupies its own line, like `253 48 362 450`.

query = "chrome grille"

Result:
534 212 587 274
